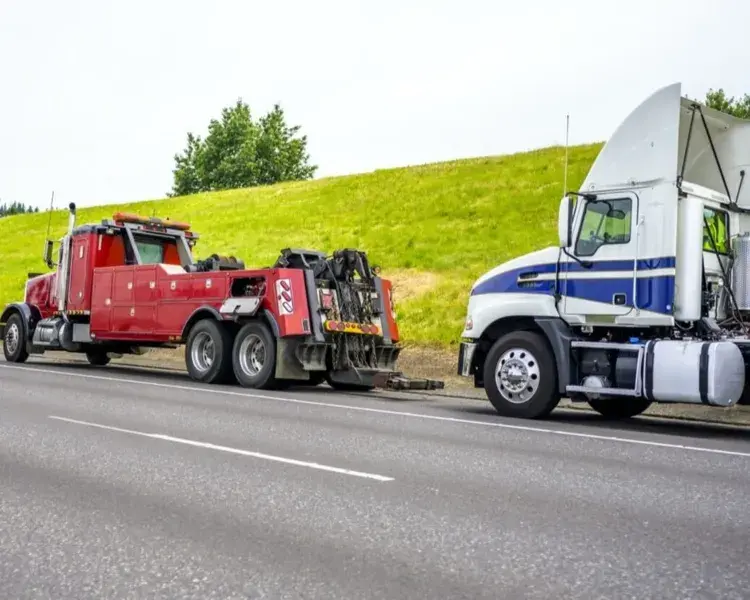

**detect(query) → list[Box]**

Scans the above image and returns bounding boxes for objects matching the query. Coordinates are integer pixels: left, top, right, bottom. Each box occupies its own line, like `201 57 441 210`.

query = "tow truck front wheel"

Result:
2 313 29 363
483 330 560 419
232 321 280 390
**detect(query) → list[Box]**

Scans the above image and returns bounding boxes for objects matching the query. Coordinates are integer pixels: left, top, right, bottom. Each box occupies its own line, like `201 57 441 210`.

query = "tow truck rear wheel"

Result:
185 319 234 384
483 330 560 419
2 312 29 363
232 320 280 390
586 397 652 419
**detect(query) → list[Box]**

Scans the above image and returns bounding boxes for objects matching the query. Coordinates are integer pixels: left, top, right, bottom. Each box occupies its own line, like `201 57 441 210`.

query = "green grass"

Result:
0 143 603 348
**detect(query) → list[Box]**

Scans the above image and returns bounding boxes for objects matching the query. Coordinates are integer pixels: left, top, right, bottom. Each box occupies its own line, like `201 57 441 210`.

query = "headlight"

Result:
464 315 473 330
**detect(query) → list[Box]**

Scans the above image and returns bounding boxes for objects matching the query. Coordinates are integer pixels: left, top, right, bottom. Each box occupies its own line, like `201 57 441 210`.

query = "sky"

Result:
1 0 749 209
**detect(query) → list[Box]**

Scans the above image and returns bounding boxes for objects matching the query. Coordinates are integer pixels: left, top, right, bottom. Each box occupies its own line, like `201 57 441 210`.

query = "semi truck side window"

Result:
574 198 632 257
702 208 728 254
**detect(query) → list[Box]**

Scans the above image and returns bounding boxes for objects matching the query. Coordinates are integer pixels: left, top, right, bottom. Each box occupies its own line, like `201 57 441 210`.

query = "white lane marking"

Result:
3 364 750 459
48 415 394 482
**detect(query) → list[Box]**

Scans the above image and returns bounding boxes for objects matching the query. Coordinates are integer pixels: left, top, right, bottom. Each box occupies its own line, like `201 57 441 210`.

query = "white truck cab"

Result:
458 82 750 419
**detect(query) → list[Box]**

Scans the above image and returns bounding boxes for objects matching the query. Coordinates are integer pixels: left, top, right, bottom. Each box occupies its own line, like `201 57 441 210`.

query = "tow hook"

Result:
372 371 445 391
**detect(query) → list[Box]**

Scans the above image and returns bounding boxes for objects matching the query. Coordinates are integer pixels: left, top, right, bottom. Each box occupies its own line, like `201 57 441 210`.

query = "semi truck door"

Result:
562 191 639 321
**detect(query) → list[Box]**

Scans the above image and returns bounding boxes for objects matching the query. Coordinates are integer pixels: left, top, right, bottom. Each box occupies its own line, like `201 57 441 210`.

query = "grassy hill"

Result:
0 143 602 348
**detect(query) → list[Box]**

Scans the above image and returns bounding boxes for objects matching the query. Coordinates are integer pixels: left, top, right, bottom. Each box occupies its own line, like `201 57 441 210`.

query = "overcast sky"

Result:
1 0 749 209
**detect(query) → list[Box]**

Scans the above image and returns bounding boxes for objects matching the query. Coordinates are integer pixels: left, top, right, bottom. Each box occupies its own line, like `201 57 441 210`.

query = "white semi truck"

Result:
457 82 750 419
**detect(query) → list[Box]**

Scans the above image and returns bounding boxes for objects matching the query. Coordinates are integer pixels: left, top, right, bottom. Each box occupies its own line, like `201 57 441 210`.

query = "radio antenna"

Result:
45 190 55 241
563 113 570 195
42 191 56 268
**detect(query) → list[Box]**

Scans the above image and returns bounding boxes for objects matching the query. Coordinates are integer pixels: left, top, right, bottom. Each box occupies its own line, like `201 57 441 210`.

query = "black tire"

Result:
307 372 326 387
231 320 280 389
587 397 652 419
483 330 560 419
85 350 111 366
285 372 325 388
184 319 234 384
2 312 29 363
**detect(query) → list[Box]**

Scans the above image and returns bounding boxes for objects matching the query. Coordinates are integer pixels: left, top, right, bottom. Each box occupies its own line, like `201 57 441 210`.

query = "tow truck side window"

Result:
702 207 729 254
574 198 632 257
126 233 165 265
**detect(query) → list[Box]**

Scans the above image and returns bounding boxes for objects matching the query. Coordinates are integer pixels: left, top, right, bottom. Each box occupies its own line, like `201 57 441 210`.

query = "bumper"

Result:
457 341 477 377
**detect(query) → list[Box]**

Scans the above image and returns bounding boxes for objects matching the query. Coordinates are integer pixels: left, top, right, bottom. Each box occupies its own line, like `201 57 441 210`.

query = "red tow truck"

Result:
0 203 443 392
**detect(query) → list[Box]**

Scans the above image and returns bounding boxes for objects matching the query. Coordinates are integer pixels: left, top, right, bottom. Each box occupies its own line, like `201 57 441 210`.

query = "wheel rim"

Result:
5 322 19 356
495 347 540 404
238 333 266 377
191 332 215 372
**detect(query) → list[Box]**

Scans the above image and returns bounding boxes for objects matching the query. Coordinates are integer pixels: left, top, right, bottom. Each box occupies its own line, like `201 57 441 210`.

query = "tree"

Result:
703 88 750 119
0 201 39 218
168 100 317 197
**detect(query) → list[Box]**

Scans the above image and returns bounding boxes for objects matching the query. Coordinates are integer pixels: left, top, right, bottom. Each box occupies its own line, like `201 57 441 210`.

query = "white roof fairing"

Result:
580 82 750 207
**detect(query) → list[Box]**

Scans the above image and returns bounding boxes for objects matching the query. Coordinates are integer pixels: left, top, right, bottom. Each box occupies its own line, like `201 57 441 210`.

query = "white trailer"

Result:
457 82 750 419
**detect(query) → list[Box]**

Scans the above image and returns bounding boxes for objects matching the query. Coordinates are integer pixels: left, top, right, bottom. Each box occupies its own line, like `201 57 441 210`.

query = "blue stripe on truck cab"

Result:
471 256 676 314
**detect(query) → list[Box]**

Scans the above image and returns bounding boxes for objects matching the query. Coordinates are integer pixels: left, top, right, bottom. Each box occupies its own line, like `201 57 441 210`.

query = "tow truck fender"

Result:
180 305 280 340
0 303 42 341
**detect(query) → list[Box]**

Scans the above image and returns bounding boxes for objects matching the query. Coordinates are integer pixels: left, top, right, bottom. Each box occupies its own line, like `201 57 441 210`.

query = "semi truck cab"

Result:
458 82 750 419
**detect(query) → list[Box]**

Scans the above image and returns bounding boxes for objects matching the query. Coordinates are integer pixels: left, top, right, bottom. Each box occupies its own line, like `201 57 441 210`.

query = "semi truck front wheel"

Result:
483 330 560 419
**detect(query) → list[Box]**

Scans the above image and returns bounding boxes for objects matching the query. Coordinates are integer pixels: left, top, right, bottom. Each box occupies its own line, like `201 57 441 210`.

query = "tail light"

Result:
276 278 294 315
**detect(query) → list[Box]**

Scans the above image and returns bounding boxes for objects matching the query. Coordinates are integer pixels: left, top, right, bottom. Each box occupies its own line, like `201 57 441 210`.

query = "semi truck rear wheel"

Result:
483 330 560 419
586 397 652 419
185 319 234 384
2 313 29 363
232 321 280 389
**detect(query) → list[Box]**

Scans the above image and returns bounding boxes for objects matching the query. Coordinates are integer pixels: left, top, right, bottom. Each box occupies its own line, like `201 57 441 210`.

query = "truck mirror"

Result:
43 239 55 269
558 195 575 248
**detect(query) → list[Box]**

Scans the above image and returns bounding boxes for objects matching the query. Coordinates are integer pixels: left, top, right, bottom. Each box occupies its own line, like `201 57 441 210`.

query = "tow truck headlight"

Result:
464 315 473 331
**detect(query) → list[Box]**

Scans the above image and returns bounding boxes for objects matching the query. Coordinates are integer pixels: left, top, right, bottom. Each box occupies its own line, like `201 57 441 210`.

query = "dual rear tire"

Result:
184 319 282 389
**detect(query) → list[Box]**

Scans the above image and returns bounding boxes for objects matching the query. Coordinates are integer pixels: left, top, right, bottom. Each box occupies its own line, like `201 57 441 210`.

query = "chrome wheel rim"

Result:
191 332 215 372
495 347 540 404
5 322 19 356
238 333 266 377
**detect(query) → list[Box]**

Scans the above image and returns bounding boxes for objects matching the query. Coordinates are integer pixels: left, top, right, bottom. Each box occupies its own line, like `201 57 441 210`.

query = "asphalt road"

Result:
1 360 749 600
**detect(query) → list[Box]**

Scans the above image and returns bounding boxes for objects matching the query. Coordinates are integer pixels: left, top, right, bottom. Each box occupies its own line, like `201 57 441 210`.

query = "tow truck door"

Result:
562 191 640 321
66 235 91 312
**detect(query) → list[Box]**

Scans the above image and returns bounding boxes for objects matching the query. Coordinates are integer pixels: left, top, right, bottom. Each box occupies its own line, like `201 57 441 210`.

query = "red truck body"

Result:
1 205 438 392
